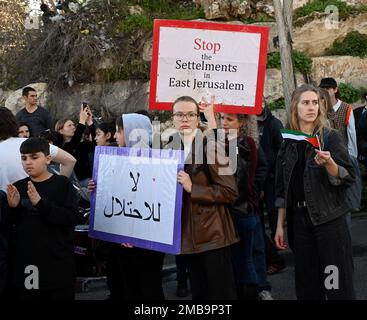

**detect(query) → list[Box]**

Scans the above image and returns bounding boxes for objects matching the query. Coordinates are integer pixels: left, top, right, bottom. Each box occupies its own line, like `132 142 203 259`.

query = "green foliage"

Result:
266 52 281 69
338 83 363 104
295 0 352 19
266 50 312 74
267 98 285 111
117 0 205 35
325 31 367 58
117 14 153 34
98 59 150 82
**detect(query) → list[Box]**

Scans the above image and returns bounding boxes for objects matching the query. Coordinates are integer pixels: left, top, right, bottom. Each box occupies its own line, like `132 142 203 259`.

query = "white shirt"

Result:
0 137 58 191
333 100 358 158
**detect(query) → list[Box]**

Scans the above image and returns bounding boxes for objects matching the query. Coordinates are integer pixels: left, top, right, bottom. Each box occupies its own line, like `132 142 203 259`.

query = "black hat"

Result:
319 77 338 88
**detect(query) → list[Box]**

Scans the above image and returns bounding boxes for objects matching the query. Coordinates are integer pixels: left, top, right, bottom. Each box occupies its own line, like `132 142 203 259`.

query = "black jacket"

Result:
257 107 283 176
354 106 367 159
0 191 10 296
275 128 355 226
230 136 268 217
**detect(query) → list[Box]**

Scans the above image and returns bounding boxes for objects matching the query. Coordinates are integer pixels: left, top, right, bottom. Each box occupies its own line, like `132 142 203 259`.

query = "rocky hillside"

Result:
2 0 367 121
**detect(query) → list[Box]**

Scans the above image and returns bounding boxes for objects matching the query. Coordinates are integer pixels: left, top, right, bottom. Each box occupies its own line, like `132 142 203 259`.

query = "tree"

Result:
0 0 27 87
273 0 296 112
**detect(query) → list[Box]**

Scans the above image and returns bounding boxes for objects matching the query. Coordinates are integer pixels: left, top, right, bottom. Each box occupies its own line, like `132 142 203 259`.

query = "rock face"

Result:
311 56 367 88
293 13 367 57
264 69 306 101
195 0 367 20
4 81 149 122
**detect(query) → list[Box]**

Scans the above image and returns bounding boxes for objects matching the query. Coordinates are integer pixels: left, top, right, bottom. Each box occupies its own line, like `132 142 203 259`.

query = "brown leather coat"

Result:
166 129 239 254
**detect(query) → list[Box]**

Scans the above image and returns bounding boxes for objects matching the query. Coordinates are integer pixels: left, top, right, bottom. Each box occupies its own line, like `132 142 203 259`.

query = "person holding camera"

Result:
55 103 95 186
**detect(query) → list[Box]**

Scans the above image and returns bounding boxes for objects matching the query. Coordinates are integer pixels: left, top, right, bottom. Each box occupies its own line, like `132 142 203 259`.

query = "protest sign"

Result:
89 146 184 254
149 19 269 114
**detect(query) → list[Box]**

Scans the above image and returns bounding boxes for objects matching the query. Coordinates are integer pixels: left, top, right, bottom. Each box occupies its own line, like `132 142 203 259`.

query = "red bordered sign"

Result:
149 19 269 115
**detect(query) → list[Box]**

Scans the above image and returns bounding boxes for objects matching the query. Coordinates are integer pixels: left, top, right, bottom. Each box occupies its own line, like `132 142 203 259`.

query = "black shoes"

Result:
176 281 188 298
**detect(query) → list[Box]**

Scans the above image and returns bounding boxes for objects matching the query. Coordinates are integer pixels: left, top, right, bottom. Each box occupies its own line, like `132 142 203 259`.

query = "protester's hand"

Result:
178 170 192 193
314 149 334 167
6 184 20 208
274 225 288 250
85 107 93 126
27 181 41 206
121 243 134 248
199 95 215 121
79 105 89 125
87 180 96 193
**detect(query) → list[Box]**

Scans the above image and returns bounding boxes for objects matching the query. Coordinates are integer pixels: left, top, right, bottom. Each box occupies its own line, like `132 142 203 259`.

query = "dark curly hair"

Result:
0 107 18 140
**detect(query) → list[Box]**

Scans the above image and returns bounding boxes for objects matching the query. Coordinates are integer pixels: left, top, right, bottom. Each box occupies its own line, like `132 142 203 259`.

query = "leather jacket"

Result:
275 128 355 226
165 129 239 254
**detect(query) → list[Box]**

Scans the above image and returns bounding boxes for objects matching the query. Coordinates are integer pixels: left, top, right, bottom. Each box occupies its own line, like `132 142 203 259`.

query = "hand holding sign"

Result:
199 95 217 129
177 170 192 193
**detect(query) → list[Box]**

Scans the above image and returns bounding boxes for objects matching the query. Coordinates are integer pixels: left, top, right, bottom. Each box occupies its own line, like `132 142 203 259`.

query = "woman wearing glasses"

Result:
165 96 239 300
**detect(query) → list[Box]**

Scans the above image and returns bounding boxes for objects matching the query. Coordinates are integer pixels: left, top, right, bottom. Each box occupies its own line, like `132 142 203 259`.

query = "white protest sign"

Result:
89 147 184 253
149 20 269 114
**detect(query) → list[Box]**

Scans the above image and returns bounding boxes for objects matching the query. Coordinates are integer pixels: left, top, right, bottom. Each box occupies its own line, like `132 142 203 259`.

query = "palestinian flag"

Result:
280 129 320 148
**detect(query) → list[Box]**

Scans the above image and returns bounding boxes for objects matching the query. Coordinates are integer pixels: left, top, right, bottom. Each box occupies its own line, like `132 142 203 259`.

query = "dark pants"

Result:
175 254 188 284
259 202 285 267
108 245 165 300
293 207 355 300
185 246 237 300
263 176 278 239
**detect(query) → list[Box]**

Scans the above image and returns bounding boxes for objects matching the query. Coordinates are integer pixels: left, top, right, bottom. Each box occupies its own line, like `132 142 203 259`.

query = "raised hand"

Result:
27 181 41 206
6 184 20 208
79 105 90 125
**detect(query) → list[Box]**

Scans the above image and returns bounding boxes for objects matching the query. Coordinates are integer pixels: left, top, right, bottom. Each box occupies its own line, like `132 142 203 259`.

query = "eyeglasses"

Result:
172 112 198 121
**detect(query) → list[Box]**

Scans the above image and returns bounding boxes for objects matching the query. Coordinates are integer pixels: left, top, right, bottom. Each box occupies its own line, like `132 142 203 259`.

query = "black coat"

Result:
257 107 283 176
275 128 355 226
0 191 10 296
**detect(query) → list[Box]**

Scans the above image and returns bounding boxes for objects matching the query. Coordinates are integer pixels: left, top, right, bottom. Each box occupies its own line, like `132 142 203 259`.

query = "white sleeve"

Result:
49 144 59 158
347 111 358 158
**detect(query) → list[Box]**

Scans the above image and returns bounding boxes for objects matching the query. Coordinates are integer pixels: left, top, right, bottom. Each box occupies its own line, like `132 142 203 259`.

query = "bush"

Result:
267 97 285 110
295 0 352 19
267 50 312 74
338 83 363 104
325 31 367 58
117 14 153 34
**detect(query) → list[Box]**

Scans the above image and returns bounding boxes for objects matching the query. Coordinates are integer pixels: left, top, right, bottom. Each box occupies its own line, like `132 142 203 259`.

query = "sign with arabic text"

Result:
89 146 184 254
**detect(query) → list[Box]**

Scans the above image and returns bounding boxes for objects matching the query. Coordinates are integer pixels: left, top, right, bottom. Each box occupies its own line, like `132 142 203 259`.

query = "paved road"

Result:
76 214 367 300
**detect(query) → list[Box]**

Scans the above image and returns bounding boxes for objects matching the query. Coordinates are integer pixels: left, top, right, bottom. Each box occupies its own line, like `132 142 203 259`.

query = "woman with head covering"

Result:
88 112 165 300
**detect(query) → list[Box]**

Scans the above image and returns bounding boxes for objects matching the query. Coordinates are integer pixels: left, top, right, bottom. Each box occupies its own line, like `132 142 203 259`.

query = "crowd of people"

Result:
0 79 366 300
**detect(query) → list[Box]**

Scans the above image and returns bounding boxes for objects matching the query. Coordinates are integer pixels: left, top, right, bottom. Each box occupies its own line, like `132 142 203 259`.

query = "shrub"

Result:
325 31 367 58
267 97 285 110
339 83 362 104
295 0 352 19
267 50 312 74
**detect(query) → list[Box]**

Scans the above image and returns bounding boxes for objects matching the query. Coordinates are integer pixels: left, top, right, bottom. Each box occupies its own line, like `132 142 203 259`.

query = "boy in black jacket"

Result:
6 138 78 300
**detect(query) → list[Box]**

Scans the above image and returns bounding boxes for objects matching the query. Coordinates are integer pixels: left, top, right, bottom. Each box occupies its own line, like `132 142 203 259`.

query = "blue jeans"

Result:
253 215 272 292
232 214 272 291
232 215 257 284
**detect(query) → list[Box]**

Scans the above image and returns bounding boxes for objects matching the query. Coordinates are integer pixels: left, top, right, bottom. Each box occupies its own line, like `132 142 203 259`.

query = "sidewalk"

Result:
75 211 367 300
